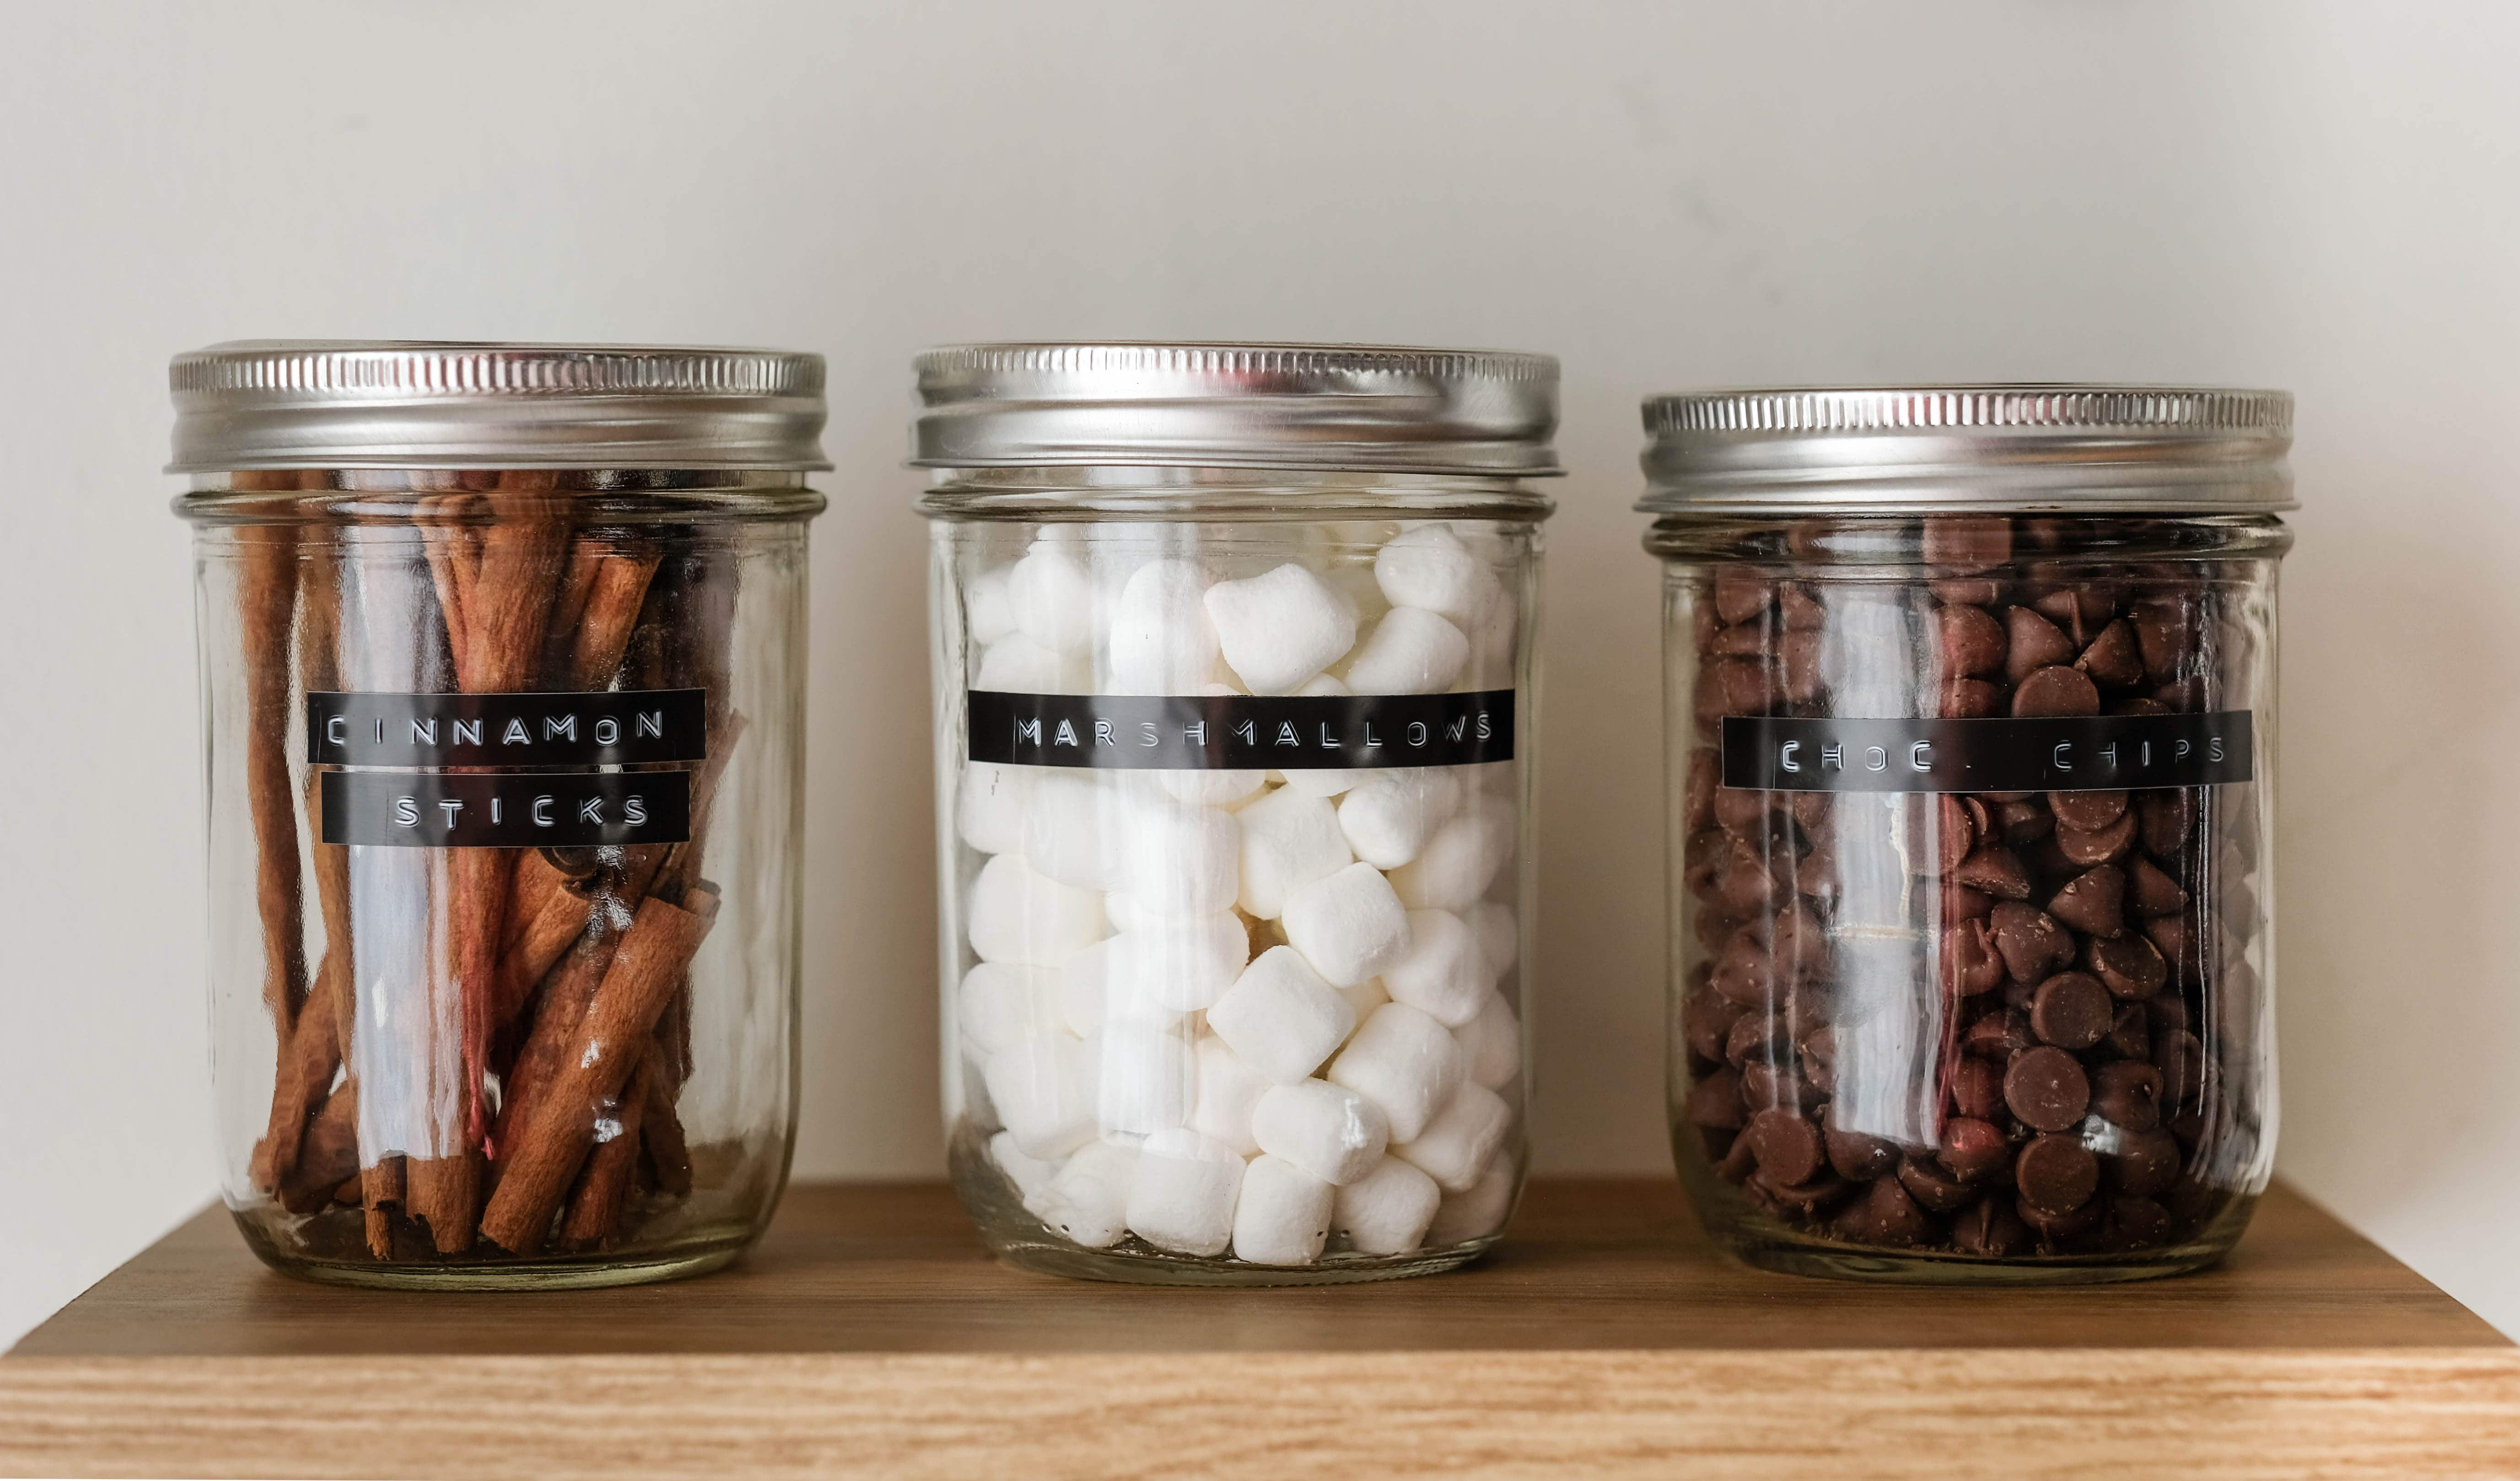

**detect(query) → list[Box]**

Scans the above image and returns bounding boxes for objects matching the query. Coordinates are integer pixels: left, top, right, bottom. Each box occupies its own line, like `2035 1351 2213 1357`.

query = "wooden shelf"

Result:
5 1179 2515 1478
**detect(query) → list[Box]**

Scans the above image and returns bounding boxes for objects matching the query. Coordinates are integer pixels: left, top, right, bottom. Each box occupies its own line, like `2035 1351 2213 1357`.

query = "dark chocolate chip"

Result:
2030 972 2114 1050
2018 1192 2104 1242
2003 1046 2091 1132
2015 1132 2100 1215
1831 1174 1935 1246
2103 1001 2152 1059
2047 865 2127 938
2013 665 2102 718
1951 1055 2005 1120
1824 1119 1902 1182
2105 1128 2183 1197
1951 1196 2030 1257
2156 1029 2206 1105
1941 919 2007 998
1898 1156 1977 1214
2086 934 2169 998
1963 1005 2035 1059
2103 1194 2175 1250
1742 1107 1825 1187
1754 1170 1851 1215
1938 1116 2013 1183
2091 1060 2162 1132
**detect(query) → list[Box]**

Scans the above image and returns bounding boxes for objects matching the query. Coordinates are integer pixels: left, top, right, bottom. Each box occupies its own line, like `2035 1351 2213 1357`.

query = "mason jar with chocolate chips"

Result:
1641 386 2291 1282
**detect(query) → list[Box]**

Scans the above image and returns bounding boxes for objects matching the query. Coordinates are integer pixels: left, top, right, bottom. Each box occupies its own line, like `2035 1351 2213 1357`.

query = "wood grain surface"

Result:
5 1179 2516 1479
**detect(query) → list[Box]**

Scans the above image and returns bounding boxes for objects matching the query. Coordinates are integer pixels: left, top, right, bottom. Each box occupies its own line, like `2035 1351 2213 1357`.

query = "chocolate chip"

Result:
2135 792 2195 857
2015 1133 2100 1214
2103 1002 2152 1059
2031 586 2116 644
1930 578 2004 605
2017 1193 2104 1242
1712 786 1783 836
2030 972 2114 1050
1754 1170 1851 1215
2127 854 2189 916
2075 618 2145 687
2143 913 2193 977
2156 1029 2206 1105
1952 1197 2030 1257
2047 865 2126 937
1683 987 1749 1062
2144 995 2190 1036
2012 665 2101 718
2003 1046 2091 1132
1938 1116 2013 1183
2105 1128 2182 1197
1951 1055 2005 1120
1724 1008 1793 1065
1951 844 2033 900
1739 1059 1814 1112
1799 1026 1838 1095
2004 607 2076 683
2048 790 2127 832
1936 603 2008 677
1963 1005 2034 1059
2086 934 2169 997
2128 597 2197 684
1831 1174 1935 1246
2104 1195 2175 1250
1742 1107 1825 1186
1989 902 2075 983
1780 584 1826 630
1683 749 1718 833
1938 677 2004 718
1708 622 1772 659
1935 795 1979 875
1685 1068 1746 1129
1781 630 1826 703
1994 797 2055 845
1898 1156 1977 1214
1716 1132 1758 1184
1924 516 2014 571
2055 811 2138 867
2091 1060 2162 1132
1711 840 1791 915
1824 1119 1902 1181
1942 882 1994 921
1714 573 1774 626
1695 656 1780 719
1711 928 1782 1006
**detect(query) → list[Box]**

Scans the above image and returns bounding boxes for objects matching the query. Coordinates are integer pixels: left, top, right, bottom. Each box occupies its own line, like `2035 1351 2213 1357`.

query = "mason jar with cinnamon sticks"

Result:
172 342 826 1287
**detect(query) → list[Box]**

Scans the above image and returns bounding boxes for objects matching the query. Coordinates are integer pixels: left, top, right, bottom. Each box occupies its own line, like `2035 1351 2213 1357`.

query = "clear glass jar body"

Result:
184 470 820 1289
1653 513 2286 1282
923 468 1546 1284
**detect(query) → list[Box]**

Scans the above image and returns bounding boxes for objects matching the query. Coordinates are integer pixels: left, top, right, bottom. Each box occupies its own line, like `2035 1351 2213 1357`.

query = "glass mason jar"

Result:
915 344 1557 1283
171 342 827 1288
1641 386 2292 1282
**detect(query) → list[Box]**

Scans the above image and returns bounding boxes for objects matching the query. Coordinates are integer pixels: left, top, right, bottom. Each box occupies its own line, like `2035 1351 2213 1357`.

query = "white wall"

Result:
4 1 2514 1346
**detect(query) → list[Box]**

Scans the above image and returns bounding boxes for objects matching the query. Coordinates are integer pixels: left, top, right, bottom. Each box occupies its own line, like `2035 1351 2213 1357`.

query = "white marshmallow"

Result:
1342 606 1469 695
1378 910 1488 1027
975 633 1076 692
1116 798 1239 917
966 563 1018 645
959 1049 1001 1132
956 761 1037 857
1394 1082 1513 1192
1373 525 1486 627
1090 1021 1196 1135
1331 1156 1442 1255
1109 558 1220 695
1155 767 1269 807
1338 975 1391 1026
1008 541 1102 655
1465 900 1518 983
1426 1148 1517 1247
1189 1034 1272 1157
982 1033 1098 1160
1206 945 1357 1083
1318 555 1390 633
957 962 1066 1057
1326 1002 1466 1142
1232 1154 1335 1265
1453 989 1522 1091
1282 862 1411 987
1335 769 1455 869
1250 1079 1390 1186
1235 786 1353 919
988 1130 1061 1216
1023 772 1124 891
1125 1128 1247 1256
1386 795 1517 912
1043 1140 1138 1248
1205 563 1357 694
966 854 1106 966
1273 677 1361 799
1068 912 1250 1020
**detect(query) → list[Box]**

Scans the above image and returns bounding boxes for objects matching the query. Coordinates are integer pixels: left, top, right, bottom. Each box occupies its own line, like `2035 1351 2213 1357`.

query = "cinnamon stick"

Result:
637 1037 693 1199
558 1054 654 1249
250 954 343 1192
567 543 662 692
236 519 306 1193
278 1080 360 1216
479 885 720 1255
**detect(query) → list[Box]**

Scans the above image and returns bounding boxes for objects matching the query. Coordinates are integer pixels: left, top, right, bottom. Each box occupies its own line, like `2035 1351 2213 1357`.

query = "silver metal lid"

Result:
168 341 830 472
1638 384 2294 514
912 342 1562 476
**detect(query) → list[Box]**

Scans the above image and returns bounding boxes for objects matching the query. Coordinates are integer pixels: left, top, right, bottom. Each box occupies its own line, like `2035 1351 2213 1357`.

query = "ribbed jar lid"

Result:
168 341 831 471
912 342 1563 477
1638 384 2294 514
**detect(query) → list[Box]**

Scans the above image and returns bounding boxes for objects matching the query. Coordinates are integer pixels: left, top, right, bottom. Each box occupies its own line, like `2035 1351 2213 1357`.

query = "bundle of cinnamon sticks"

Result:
240 472 741 1261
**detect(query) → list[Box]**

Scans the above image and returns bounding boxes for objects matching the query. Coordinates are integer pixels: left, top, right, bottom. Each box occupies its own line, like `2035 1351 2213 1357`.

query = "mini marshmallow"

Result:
1189 1034 1272 1156
1330 1155 1441 1255
1274 675 1361 799
1250 1078 1390 1186
982 1033 1097 1160
1155 768 1269 807
956 761 1037 857
1206 945 1357 1083
1373 525 1486 627
1335 771 1451 869
1043 1140 1137 1248
1465 900 1518 983
1426 1148 1517 1247
1205 563 1357 694
1338 975 1390 1025
1342 606 1469 695
1386 795 1517 912
1023 772 1124 891
1090 1021 1196 1135
966 563 1018 645
1235 786 1353 919
1378 910 1487 1027
1007 540 1101 654
1125 1128 1246 1256
1232 1154 1335 1265
1393 1082 1513 1192
1326 1002 1466 1142
966 854 1107 966
957 962 1066 1057
1115 798 1239 917
988 1130 1060 1216
1453 989 1522 1091
975 633 1076 692
1282 862 1411 987
1109 558 1220 695
1069 912 1249 1019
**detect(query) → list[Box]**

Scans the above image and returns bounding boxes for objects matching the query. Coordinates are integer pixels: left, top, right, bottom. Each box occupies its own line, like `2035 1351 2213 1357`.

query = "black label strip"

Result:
1720 711 2254 794
306 689 708 768
319 770 692 847
967 690 1514 770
